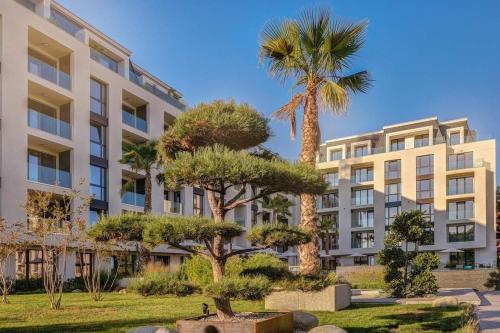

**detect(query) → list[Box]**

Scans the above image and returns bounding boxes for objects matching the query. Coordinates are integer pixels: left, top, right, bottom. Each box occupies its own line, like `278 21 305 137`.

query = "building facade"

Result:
316 117 497 268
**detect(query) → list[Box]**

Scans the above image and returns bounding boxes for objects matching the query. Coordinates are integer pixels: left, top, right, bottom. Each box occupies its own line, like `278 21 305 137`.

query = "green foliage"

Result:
340 266 386 290
413 252 440 273
390 211 433 245
276 272 337 292
410 270 438 296
158 100 270 160
247 224 311 248
13 278 44 293
88 212 148 242
484 268 500 290
240 253 290 281
120 140 158 172
129 266 196 297
204 275 272 301
181 256 214 287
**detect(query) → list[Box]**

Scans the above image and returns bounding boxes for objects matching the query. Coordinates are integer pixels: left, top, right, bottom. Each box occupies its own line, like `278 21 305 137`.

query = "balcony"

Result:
28 55 71 90
28 163 71 188
90 47 119 73
121 191 145 207
28 108 71 139
164 200 182 214
122 108 147 132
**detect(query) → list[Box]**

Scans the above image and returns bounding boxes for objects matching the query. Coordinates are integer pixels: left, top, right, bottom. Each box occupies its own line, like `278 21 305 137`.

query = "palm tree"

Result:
259 8 372 275
120 140 158 213
317 216 335 257
259 194 294 224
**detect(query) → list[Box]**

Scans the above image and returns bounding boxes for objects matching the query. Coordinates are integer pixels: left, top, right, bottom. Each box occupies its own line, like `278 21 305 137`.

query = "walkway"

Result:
477 291 500 332
351 288 481 305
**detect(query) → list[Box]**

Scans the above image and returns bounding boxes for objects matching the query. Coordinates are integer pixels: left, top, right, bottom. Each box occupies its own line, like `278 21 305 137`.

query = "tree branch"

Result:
224 186 247 208
204 239 219 259
166 242 209 259
223 246 269 259
224 188 272 211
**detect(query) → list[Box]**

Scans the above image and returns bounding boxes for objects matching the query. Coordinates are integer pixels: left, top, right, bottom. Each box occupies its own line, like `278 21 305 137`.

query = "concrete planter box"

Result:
265 284 351 312
176 312 293 333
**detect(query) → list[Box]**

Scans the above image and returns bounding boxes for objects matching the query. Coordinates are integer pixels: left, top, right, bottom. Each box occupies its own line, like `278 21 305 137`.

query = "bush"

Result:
410 270 438 296
276 272 336 292
130 264 196 296
204 275 272 300
484 268 500 290
240 253 290 281
13 278 44 293
181 256 243 287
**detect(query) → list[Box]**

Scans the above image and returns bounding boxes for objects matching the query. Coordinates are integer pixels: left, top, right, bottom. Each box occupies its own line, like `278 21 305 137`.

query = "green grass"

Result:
0 293 468 333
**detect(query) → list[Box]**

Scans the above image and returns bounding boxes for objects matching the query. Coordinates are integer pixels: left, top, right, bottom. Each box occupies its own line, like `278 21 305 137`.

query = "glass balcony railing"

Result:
90 48 118 73
28 109 71 139
27 163 71 188
164 200 182 214
28 55 71 90
122 110 147 132
122 192 145 207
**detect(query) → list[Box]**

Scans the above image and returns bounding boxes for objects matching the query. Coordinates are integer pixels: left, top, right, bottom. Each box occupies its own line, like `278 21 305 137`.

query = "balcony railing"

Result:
90 48 118 73
28 109 71 139
122 110 147 132
27 163 71 188
122 192 145 207
28 55 71 90
164 200 182 214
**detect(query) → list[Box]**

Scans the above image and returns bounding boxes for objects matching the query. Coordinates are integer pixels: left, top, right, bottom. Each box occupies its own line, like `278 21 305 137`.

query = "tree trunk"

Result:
2 291 8 304
212 258 234 319
144 168 152 213
298 79 321 276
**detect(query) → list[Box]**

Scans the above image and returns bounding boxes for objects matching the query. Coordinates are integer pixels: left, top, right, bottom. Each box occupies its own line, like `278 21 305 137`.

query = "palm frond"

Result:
120 179 135 196
324 20 368 71
273 93 303 139
337 70 373 94
320 79 349 115
298 7 331 72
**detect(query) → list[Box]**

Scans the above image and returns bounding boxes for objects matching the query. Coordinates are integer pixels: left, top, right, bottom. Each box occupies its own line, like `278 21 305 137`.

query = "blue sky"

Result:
59 0 500 176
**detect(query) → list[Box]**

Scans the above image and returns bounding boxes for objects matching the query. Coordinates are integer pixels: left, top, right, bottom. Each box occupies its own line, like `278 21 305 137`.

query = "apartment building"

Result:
316 117 497 269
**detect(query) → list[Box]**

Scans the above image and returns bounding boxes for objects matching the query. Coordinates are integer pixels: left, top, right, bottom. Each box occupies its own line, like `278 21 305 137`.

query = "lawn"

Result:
0 293 469 333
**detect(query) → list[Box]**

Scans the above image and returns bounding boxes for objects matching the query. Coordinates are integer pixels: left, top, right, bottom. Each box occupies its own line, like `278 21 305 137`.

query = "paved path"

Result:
477 291 500 332
351 288 480 305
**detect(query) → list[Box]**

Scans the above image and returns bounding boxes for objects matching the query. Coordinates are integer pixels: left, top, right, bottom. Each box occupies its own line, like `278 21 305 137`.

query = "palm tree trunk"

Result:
298 80 321 276
144 168 152 213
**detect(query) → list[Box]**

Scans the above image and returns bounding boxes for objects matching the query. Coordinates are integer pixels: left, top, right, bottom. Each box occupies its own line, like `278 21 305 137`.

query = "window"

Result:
112 254 136 276
90 79 106 116
351 188 374 206
122 104 147 132
448 223 475 242
90 165 106 201
16 250 45 280
193 192 204 216
417 203 434 223
449 131 461 145
153 255 171 267
75 253 92 278
385 183 401 203
320 213 338 230
385 205 401 226
354 255 375 266
414 134 429 148
90 46 119 73
448 152 473 170
416 155 433 176
448 177 474 195
416 179 434 199
50 8 82 36
351 209 374 228
449 250 475 267
354 145 369 157
330 149 343 161
390 138 405 151
321 192 339 208
351 167 373 183
351 231 374 248
90 123 106 158
385 160 401 179
448 200 474 220
324 172 339 187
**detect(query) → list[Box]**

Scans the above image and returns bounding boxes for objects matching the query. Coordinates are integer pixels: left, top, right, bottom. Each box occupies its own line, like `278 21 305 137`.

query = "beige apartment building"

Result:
316 117 497 269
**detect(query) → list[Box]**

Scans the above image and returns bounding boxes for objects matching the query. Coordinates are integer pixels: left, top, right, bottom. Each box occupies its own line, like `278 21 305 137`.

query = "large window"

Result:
90 79 106 116
75 253 92 278
385 205 401 227
449 131 461 145
90 165 106 201
351 209 374 228
324 172 339 187
320 213 339 250
448 152 473 170
351 188 374 206
414 134 429 148
16 250 44 280
449 250 475 267
390 138 405 151
193 192 204 216
88 208 106 226
416 179 434 199
351 167 373 183
416 155 433 176
321 192 339 208
330 149 343 161
354 145 369 157
417 203 435 245
351 231 374 248
90 122 106 158
385 160 401 179
90 47 119 73
385 183 401 203
448 177 474 195
122 104 147 132
448 223 474 242
448 200 474 220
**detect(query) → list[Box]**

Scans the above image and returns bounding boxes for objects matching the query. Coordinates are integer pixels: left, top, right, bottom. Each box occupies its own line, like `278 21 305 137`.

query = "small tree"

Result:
0 220 31 304
23 186 90 309
379 210 439 297
259 194 294 224
317 216 335 257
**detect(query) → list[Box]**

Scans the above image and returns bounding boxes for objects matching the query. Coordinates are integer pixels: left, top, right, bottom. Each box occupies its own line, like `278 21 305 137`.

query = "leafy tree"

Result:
120 140 158 213
258 194 294 224
379 210 438 297
259 7 372 275
92 100 326 319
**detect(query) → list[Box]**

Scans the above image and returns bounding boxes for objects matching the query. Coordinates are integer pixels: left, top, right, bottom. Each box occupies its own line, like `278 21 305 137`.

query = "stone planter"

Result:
265 284 351 312
176 312 293 333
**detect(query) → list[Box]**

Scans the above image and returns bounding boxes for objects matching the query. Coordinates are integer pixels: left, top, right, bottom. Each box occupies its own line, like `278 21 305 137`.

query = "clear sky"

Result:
59 0 500 177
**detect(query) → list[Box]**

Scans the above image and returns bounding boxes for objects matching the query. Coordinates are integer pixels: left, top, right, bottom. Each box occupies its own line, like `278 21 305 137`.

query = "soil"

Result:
197 312 279 322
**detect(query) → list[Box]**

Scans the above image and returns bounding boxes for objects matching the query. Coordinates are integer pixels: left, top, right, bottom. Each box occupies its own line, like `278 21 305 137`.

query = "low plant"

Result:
204 275 272 301
276 272 336 292
339 266 386 289
13 278 44 293
484 268 500 290
129 264 196 296
240 253 290 281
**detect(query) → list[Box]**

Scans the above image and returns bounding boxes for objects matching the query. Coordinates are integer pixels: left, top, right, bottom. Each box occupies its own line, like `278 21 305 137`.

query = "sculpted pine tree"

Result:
259 8 372 275
91 100 326 319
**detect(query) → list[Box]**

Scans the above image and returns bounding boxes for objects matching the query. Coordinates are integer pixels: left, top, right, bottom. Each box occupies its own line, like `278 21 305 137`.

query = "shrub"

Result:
276 272 336 292
240 253 290 281
410 270 438 296
340 266 386 289
181 256 243 287
204 275 272 300
130 264 196 296
484 268 500 290
13 278 44 293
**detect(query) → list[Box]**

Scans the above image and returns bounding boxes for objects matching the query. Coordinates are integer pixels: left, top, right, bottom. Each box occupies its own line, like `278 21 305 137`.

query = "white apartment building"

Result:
316 117 497 269
1 0 298 281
